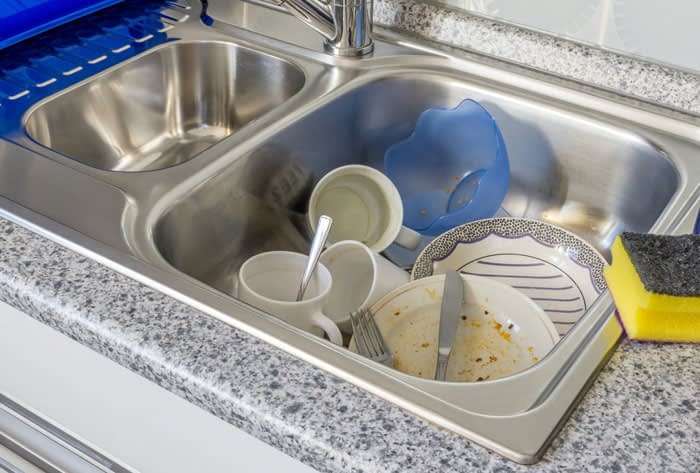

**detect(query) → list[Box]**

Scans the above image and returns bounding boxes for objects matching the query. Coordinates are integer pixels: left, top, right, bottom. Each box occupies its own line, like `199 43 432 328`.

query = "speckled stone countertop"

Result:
1 2 699 472
375 0 700 115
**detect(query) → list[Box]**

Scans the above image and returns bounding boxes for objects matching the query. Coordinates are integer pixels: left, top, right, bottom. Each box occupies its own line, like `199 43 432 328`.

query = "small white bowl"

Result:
352 274 559 383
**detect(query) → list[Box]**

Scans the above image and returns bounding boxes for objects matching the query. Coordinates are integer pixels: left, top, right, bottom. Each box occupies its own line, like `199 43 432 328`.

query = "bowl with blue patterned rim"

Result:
411 218 608 335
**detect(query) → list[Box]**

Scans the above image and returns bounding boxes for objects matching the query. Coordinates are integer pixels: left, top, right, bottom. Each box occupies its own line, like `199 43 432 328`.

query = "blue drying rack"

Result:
0 0 185 133
0 0 127 50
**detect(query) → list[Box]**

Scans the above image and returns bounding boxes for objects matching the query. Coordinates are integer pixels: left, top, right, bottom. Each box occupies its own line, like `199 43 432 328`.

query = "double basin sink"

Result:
2 0 699 464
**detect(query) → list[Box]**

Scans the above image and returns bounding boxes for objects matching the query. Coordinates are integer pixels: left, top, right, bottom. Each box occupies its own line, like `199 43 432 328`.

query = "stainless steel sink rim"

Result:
0 0 699 465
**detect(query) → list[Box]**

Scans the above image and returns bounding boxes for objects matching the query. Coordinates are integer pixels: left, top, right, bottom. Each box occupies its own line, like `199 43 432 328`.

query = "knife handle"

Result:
435 351 449 381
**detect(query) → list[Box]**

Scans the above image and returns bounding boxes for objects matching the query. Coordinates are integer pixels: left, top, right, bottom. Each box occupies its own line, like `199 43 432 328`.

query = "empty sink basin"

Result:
24 41 305 172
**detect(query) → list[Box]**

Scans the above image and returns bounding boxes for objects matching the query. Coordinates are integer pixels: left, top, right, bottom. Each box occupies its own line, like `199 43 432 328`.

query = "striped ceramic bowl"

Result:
411 218 607 335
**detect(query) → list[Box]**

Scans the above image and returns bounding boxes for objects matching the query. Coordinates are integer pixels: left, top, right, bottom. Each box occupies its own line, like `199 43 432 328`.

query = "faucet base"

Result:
324 40 374 57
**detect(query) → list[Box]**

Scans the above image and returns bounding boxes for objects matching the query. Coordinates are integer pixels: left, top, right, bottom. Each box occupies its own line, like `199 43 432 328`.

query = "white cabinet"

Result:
0 301 316 473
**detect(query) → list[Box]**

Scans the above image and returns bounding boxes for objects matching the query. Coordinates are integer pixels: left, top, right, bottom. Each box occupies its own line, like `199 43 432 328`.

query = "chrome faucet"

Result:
278 0 373 56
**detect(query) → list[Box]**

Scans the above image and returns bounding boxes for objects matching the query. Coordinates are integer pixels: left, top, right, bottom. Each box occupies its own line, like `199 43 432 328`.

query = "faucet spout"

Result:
280 0 373 56
280 0 335 39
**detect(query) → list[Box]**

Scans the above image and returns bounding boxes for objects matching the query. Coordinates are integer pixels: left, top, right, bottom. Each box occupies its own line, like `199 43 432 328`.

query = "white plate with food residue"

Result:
351 274 559 382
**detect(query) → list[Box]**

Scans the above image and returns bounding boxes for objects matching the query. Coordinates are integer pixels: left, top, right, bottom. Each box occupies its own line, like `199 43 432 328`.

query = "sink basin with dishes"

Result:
0 0 698 464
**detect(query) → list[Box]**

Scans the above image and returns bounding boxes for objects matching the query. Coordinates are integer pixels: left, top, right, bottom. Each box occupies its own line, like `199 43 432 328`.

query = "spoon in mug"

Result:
297 215 333 301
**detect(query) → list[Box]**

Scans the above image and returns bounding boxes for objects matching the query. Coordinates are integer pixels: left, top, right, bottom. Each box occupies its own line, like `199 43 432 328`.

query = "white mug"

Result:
308 165 421 253
320 240 410 332
238 251 343 345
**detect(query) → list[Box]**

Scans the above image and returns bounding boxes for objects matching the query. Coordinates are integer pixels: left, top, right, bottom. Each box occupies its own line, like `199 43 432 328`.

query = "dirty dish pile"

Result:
235 98 601 383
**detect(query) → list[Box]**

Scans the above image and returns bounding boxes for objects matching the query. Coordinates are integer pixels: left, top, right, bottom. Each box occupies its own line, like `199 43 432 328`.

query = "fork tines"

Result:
350 308 394 368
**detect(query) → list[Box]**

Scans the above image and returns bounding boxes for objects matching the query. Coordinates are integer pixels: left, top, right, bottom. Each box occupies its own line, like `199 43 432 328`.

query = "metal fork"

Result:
350 308 394 368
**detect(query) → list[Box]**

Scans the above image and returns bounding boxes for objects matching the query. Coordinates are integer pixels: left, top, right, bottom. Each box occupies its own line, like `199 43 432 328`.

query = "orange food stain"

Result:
421 342 430 348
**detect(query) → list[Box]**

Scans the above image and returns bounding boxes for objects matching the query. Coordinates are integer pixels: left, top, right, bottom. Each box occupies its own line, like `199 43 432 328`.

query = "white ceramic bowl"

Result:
351 274 559 383
411 218 607 335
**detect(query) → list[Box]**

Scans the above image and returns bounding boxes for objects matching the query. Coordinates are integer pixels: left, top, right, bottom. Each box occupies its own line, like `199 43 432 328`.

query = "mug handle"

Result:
394 225 421 250
311 311 343 345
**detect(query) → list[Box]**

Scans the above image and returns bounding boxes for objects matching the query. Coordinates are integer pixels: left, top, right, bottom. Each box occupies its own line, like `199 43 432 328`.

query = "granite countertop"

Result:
375 0 700 115
1 2 699 472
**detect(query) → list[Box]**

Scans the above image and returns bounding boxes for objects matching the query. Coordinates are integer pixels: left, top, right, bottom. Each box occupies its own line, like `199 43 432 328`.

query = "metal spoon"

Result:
296 215 333 301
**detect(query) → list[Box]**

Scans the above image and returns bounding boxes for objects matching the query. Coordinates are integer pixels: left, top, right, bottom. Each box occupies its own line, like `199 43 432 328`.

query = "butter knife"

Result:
435 270 464 381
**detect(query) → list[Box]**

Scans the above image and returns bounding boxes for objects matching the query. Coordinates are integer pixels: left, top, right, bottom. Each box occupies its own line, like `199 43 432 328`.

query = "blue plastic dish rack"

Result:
0 0 125 50
0 0 185 133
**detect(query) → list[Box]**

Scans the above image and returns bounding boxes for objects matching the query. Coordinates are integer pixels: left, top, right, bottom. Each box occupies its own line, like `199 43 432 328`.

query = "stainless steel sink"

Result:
24 41 305 172
2 0 700 464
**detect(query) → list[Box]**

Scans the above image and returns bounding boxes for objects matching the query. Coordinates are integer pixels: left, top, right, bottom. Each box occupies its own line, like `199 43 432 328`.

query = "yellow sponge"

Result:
604 232 700 342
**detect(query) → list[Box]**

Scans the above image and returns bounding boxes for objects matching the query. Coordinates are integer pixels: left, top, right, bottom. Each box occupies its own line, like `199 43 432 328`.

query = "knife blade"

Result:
435 270 464 381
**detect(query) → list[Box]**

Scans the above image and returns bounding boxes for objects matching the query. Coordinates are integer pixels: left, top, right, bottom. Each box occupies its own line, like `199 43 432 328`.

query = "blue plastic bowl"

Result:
384 99 510 236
